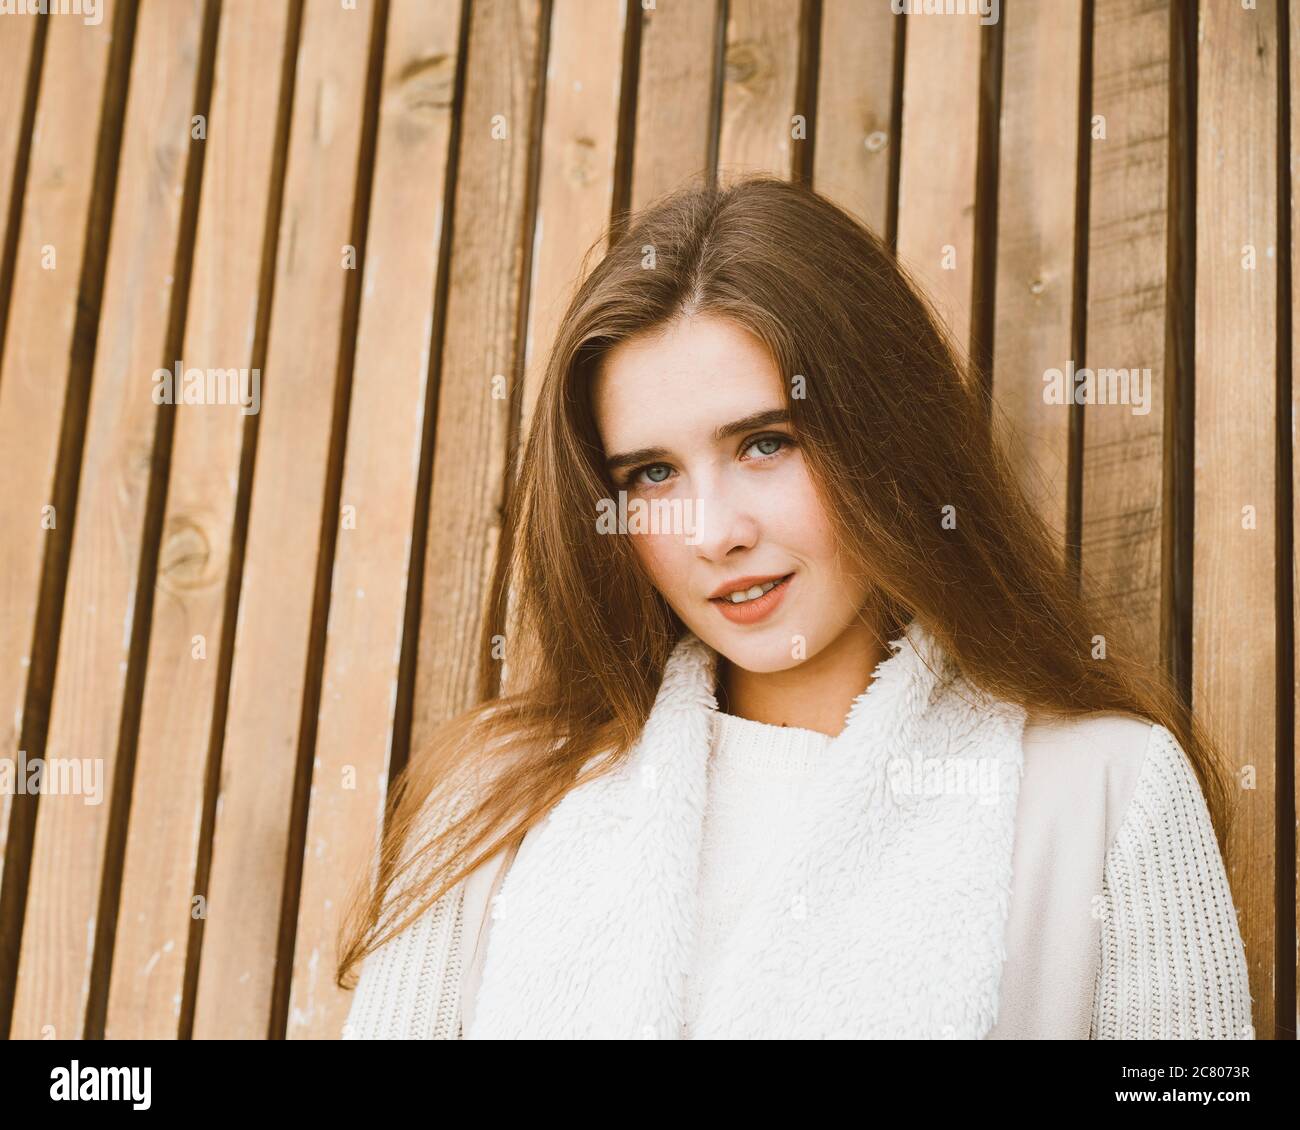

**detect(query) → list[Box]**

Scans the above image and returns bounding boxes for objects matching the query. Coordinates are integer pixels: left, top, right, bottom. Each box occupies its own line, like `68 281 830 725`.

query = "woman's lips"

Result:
710 573 794 625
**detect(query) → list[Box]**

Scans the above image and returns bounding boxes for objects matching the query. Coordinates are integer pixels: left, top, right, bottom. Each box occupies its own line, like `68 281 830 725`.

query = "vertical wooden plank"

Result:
0 0 116 941
629 0 720 211
990 0 1083 548
1195 0 1278 1040
0 14 40 340
10 0 207 1040
0 16 38 217
191 0 377 1040
1292 0 1300 1045
409 0 544 745
455 0 627 705
286 0 463 1040
895 7 983 357
716 0 802 183
1080 0 1172 662
512 0 626 455
104 0 294 1039
811 0 897 235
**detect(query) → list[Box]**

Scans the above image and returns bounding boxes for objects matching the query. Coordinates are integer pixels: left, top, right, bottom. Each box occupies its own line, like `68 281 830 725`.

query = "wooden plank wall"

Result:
0 0 1293 1041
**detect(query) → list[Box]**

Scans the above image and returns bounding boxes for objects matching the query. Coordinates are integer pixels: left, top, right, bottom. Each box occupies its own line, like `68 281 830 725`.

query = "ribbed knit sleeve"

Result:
341 882 464 1040
1090 724 1253 1039
341 789 473 1040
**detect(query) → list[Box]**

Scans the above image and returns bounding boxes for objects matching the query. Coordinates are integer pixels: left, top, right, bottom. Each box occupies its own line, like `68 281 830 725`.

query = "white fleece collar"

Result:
466 619 1028 1039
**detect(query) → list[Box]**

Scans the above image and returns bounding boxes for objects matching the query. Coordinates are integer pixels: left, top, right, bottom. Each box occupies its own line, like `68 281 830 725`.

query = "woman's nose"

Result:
688 490 757 559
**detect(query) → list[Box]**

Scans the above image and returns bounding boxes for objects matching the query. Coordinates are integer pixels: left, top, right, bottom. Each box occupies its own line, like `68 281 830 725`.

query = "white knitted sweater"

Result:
342 713 1251 1040
683 710 826 1033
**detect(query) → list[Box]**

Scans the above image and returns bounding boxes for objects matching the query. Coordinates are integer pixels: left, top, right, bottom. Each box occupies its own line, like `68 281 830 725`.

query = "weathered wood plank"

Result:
811 0 896 235
288 0 463 1041
716 0 802 183
1080 0 1171 661
407 0 546 747
0 12 40 351
1195 0 1279 1040
1291 0 1300 1047
465 0 627 701
991 0 1083 550
105 0 294 1039
10 0 206 1040
895 6 982 357
0 0 116 961
629 0 720 210
190 0 377 1039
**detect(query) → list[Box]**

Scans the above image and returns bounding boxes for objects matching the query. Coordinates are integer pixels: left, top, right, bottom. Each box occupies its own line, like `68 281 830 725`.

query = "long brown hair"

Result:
335 174 1236 988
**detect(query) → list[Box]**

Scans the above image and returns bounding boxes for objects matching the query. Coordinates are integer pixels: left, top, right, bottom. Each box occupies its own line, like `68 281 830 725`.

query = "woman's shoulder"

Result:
1022 707 1156 763
1019 709 1186 850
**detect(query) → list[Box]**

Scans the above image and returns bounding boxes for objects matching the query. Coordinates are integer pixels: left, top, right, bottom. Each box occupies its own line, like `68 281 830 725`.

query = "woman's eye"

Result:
623 462 672 488
623 435 791 489
743 434 792 459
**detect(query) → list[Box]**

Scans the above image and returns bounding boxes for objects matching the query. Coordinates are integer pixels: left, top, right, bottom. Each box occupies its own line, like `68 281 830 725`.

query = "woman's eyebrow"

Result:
603 408 791 473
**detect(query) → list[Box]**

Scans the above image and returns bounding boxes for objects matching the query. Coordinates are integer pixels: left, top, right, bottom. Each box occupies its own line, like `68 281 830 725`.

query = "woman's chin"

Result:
702 629 814 675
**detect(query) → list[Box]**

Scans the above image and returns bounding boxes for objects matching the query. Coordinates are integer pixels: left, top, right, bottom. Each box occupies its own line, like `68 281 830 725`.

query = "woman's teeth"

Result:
723 577 786 604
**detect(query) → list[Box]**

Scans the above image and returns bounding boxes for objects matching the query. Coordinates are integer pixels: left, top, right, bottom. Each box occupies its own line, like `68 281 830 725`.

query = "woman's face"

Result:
591 313 872 674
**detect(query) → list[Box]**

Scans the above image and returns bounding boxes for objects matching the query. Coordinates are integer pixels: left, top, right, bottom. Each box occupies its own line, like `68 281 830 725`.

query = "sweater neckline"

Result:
710 709 832 774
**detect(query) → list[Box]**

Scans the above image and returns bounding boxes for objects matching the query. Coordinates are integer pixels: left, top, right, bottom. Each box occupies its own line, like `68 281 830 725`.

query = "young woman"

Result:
337 176 1252 1040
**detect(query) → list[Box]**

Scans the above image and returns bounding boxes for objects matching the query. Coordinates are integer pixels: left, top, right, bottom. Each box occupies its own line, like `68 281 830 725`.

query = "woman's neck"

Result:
715 616 898 738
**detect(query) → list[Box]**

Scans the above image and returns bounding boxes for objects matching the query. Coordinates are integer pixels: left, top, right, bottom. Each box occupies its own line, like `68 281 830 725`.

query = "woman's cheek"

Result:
795 463 843 545
760 475 828 553
631 529 685 601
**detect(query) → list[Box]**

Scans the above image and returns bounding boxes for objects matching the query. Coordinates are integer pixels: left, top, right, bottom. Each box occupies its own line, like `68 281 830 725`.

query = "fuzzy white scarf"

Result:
466 619 1028 1039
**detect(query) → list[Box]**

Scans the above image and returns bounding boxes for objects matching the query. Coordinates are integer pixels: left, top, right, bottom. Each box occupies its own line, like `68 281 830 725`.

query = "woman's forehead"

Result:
593 319 779 423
